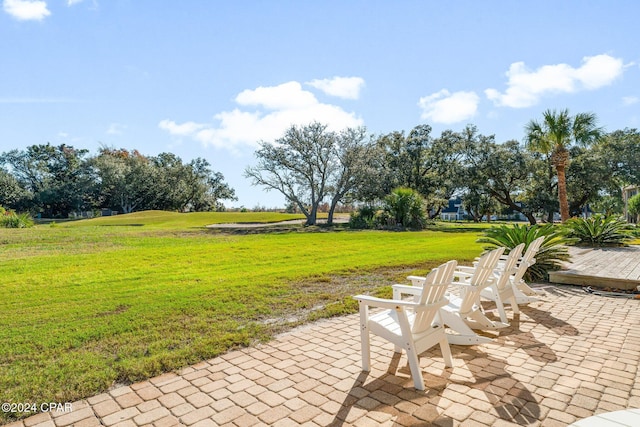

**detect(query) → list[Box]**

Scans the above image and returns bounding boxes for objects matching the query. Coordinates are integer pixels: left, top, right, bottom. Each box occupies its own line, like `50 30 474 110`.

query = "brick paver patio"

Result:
6 284 640 426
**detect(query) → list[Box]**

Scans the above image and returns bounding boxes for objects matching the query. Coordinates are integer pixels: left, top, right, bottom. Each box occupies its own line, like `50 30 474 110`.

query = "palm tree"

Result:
524 109 603 223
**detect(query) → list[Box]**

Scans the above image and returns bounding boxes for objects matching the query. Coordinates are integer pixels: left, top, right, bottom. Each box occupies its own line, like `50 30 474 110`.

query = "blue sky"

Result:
2 0 639 209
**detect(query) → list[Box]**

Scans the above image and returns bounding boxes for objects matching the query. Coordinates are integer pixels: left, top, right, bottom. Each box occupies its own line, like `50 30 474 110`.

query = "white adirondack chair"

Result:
477 236 546 305
510 236 545 304
440 247 507 345
479 243 525 324
354 260 457 390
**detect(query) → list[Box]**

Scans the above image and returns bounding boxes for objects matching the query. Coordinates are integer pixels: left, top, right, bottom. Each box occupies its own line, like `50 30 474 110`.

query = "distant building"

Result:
439 197 529 222
491 208 528 222
623 185 639 222
440 198 467 221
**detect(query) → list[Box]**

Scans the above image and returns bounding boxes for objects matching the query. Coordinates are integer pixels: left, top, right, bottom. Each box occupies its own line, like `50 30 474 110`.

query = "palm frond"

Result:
477 223 575 281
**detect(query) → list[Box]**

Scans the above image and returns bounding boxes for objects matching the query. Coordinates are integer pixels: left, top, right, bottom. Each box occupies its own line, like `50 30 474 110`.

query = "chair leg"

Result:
405 345 425 390
439 336 453 368
510 296 520 314
359 305 370 372
494 293 509 325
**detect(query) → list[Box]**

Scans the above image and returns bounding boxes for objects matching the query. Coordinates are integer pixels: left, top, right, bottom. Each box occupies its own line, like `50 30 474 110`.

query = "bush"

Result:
477 223 575 281
563 215 635 246
629 193 640 222
0 207 35 228
348 206 378 229
381 187 426 230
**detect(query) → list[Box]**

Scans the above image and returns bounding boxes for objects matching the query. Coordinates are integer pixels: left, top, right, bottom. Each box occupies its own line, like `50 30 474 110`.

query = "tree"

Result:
372 124 466 218
90 148 158 213
0 168 28 209
326 127 376 224
522 151 559 223
599 128 640 186
464 138 538 224
524 109 603 222
245 122 368 226
565 145 612 217
423 127 467 217
0 143 93 217
151 154 236 212
463 191 500 223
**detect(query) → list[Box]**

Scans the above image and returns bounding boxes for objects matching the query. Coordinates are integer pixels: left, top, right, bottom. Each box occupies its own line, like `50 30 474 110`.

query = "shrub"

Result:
381 187 426 230
0 208 35 228
629 193 640 222
348 205 378 229
563 215 635 246
477 223 575 281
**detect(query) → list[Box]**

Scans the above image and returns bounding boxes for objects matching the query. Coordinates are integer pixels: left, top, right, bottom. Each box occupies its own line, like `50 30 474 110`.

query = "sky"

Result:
1 0 639 209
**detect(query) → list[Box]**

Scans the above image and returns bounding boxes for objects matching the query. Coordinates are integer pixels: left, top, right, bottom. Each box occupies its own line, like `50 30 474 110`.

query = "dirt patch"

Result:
258 263 443 330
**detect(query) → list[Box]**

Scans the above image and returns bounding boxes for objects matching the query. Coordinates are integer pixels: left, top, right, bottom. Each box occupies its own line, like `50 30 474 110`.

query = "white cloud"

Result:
3 0 50 21
160 80 363 150
418 89 479 124
67 0 83 5
107 123 126 135
306 76 365 99
485 54 624 108
623 96 639 106
236 81 317 110
159 120 206 136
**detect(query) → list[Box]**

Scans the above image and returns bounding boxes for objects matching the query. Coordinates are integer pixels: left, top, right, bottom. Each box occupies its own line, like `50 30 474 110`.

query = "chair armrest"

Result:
353 295 418 310
393 284 421 301
406 275 427 286
392 284 423 297
450 280 478 289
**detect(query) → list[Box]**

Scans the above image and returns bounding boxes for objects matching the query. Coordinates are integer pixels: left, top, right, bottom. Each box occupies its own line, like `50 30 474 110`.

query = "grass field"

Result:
0 211 487 422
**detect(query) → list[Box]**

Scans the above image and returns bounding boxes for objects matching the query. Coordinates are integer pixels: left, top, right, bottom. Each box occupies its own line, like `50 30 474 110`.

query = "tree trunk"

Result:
555 162 570 223
306 203 318 226
327 194 343 225
429 206 442 220
525 212 537 225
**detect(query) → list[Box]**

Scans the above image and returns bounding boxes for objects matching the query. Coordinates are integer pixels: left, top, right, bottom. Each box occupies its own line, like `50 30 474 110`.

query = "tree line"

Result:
2 110 639 223
0 145 236 218
245 111 640 226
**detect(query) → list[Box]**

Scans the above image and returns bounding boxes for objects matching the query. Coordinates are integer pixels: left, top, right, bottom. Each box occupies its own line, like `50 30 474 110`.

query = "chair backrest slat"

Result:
512 236 545 283
495 243 525 291
523 236 545 264
412 260 457 334
458 247 504 314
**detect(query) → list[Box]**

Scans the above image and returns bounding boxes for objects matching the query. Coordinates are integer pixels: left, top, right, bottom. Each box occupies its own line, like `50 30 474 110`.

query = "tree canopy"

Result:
0 144 236 217
2 116 637 224
244 122 376 225
524 109 603 222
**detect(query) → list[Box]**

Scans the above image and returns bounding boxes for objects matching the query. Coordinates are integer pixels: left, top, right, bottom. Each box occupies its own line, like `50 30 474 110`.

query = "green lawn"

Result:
0 211 484 422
